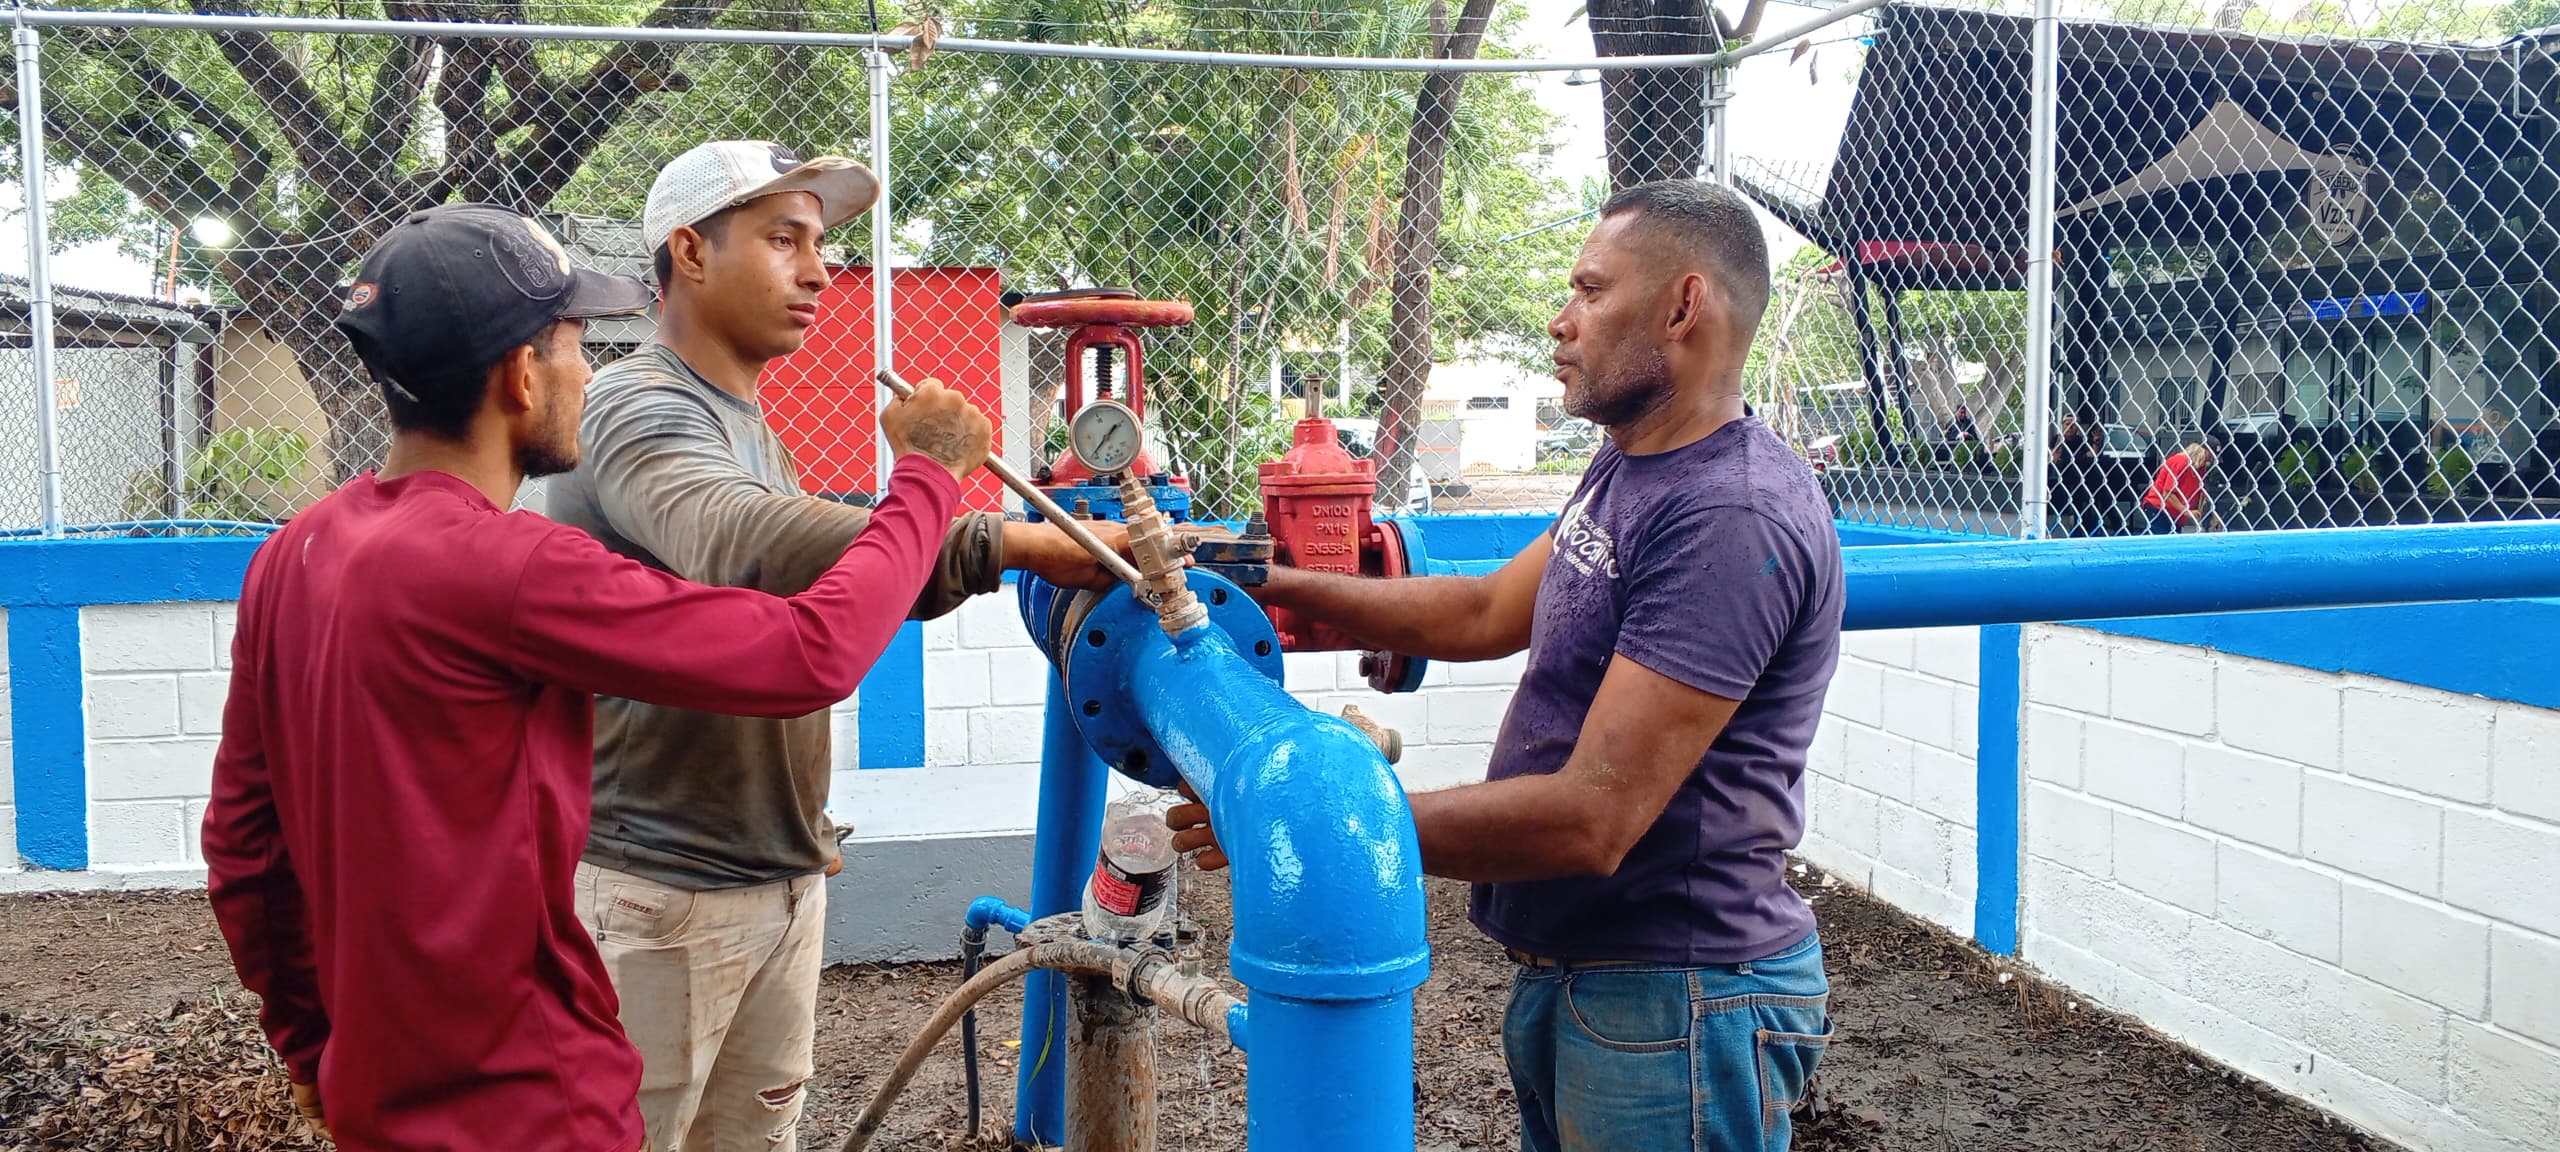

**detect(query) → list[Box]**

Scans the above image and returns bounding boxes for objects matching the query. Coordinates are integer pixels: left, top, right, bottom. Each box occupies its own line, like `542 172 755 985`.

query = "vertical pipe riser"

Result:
1244 994 1416 1152
1067 976 1158 1152
866 49 895 492
15 23 63 538
2020 0 2060 540
1018 670 1110 1146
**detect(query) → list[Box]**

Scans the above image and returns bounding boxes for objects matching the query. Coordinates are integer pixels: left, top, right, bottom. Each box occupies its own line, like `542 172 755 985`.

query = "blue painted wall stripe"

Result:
857 621 927 768
1972 624 2022 956
9 607 88 870
2073 598 2560 712
0 537 263 607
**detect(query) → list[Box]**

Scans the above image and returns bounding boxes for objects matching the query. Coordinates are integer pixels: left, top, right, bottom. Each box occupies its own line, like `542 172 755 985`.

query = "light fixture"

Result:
190 216 234 247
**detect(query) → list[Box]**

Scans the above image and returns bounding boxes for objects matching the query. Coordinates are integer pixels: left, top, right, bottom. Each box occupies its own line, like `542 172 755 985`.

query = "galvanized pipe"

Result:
867 50 897 494
14 22 64 538
1068 975 1158 1152
13 0 1895 73
2019 0 2059 539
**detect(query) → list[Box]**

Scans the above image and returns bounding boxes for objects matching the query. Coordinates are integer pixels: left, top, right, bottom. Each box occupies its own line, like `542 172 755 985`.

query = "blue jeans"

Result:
1501 933 1831 1152
2144 506 2180 535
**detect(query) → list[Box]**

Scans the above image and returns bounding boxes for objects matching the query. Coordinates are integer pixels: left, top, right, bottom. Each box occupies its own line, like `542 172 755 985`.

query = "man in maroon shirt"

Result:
200 202 993 1152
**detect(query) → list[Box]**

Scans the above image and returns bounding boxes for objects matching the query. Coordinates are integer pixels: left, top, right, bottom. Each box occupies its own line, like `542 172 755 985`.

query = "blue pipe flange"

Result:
1058 568 1284 788
1359 517 1432 694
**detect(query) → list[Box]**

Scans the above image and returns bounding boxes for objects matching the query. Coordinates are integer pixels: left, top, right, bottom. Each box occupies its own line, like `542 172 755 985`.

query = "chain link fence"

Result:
1740 0 2559 537
2 1 2554 538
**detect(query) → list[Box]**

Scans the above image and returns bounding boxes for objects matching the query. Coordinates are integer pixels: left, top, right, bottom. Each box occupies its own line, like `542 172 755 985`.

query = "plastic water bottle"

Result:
1082 791 1180 944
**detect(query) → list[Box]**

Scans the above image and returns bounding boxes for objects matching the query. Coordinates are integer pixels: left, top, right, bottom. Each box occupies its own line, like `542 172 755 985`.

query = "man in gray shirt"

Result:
539 140 1129 1151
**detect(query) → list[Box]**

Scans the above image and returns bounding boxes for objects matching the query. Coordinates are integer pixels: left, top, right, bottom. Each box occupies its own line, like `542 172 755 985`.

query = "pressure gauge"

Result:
1070 399 1145 475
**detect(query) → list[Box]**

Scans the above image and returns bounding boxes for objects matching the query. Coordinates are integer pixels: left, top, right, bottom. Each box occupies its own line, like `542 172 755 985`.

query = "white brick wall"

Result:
2019 624 2560 1152
1799 626 1981 935
81 604 230 871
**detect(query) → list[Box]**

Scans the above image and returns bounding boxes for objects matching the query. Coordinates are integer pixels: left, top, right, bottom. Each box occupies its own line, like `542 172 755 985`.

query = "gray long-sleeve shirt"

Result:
534 343 1003 888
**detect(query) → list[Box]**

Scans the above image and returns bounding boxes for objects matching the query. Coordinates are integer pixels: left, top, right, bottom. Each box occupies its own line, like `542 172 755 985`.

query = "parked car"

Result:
1537 418 1603 462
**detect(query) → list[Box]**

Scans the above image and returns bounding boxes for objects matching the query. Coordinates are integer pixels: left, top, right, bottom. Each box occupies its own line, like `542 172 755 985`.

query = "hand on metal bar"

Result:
875 367 1146 590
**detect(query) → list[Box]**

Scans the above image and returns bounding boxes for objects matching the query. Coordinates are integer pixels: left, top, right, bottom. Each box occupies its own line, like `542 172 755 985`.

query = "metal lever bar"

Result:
875 367 1148 590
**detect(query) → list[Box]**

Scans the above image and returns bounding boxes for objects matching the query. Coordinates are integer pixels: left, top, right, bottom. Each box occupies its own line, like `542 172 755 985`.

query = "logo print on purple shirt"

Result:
1555 493 1620 580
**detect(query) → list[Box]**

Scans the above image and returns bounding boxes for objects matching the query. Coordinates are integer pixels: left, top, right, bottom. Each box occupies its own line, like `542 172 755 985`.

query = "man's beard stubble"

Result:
1562 345 1672 429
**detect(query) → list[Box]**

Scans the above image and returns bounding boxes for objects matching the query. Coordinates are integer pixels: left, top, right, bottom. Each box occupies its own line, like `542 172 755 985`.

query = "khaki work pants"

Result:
576 861 827 1151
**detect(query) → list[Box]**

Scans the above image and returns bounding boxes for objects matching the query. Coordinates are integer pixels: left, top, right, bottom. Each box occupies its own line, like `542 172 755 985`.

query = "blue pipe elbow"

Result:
1127 625 1431 1003
965 895 1032 935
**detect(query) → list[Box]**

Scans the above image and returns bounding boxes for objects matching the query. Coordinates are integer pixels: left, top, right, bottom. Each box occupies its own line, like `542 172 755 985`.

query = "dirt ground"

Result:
0 864 2392 1151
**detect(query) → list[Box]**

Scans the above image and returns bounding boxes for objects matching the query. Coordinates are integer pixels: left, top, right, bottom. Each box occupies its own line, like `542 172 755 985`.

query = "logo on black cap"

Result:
347 282 379 309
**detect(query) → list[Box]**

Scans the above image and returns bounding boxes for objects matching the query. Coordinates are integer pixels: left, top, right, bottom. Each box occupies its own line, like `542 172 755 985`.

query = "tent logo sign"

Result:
2309 155 2370 246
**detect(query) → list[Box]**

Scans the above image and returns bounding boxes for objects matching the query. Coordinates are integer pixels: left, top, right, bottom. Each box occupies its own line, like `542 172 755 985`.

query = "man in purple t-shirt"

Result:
1171 179 1844 1151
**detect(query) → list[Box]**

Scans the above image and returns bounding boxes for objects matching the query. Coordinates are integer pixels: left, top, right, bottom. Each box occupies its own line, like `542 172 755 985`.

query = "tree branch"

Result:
357 1 440 177
190 0 385 215
480 0 735 208
8 31 271 227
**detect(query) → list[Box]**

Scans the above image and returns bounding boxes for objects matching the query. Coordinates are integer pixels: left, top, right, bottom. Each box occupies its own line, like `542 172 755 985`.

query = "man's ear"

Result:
1664 271 1714 344
489 344 539 416
666 224 711 285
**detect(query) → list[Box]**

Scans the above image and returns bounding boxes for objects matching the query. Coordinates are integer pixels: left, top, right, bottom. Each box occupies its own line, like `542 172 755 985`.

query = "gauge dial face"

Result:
1070 399 1145 475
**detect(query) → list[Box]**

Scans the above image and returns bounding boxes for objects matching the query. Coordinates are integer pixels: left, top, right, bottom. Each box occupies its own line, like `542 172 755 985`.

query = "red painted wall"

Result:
758 266 1008 512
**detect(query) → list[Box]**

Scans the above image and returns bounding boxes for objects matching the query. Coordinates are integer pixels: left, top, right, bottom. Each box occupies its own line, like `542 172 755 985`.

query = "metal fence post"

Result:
14 20 63 538
868 47 897 494
2019 0 2058 540
1704 63 1732 186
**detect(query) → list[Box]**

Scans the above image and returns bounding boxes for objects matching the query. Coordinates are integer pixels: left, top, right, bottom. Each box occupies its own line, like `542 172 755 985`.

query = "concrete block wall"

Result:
1801 625 1983 935
81 603 231 872
52 591 1531 877
2017 624 2560 1152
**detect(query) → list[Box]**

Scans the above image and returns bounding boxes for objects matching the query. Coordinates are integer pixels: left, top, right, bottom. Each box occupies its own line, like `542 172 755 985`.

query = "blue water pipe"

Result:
1011 666 1111 1146
1001 567 1426 1150
1115 610 1428 1150
1843 521 2560 630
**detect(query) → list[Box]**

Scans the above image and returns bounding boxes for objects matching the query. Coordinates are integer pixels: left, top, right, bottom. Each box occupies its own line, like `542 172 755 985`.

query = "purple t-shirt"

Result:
1469 415 1843 965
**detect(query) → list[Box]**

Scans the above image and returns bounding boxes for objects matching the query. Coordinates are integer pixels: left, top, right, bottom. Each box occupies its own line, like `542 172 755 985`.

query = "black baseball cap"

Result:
334 203 654 403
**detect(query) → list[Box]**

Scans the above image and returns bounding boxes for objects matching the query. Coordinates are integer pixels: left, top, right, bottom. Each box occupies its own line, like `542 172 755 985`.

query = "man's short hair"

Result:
1598 179 1772 330
649 206 739 288
366 321 570 441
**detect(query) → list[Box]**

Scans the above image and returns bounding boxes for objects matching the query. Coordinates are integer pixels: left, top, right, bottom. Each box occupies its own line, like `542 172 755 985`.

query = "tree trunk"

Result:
1587 0 1714 191
227 234 396 485
1376 0 1498 512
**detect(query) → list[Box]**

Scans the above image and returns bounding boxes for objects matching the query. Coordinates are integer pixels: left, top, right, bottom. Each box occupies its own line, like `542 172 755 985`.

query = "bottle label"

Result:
1092 853 1170 918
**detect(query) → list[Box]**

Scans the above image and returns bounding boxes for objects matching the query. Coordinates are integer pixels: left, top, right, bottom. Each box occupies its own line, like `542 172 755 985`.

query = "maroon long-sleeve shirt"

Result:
202 454 960 1152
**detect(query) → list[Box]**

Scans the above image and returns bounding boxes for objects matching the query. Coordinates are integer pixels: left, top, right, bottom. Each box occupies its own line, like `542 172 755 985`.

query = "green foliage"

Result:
2429 445 2475 498
26 0 1580 504
2339 447 2381 496
888 0 1579 513
2274 441 2323 489
122 427 313 525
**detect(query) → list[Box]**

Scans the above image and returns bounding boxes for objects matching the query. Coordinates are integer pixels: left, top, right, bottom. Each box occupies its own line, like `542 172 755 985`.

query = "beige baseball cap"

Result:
642 140 879 256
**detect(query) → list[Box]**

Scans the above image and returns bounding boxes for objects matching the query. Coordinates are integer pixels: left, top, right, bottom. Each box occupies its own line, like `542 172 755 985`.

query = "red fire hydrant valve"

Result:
1256 414 1425 692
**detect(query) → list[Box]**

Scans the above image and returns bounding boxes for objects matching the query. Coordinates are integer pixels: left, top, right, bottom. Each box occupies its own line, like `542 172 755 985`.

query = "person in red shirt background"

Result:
199 202 995 1151
2142 442 2212 534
